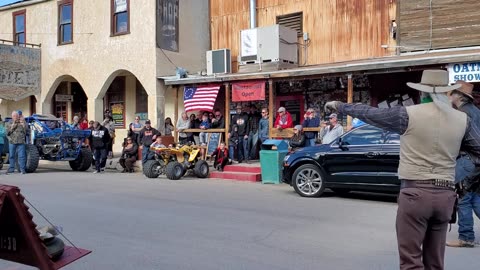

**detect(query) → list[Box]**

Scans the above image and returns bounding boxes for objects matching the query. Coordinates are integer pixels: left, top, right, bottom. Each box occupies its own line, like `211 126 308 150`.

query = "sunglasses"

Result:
215 114 221 117
261 112 267 114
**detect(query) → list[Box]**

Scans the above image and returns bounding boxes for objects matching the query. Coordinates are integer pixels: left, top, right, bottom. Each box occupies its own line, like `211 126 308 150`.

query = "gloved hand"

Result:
324 101 343 114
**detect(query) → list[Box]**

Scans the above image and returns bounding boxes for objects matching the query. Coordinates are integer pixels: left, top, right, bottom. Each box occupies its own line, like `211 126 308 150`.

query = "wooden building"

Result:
160 0 480 145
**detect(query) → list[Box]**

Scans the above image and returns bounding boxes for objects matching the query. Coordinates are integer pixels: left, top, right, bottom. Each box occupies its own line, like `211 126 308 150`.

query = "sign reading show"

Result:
448 62 480 83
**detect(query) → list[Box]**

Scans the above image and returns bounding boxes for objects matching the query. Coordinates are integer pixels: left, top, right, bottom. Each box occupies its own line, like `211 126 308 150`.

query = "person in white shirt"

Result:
319 113 344 144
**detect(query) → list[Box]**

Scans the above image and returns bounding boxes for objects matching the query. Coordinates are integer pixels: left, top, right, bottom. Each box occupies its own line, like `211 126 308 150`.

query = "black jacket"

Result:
289 133 306 149
211 116 225 129
121 143 138 159
139 127 160 146
230 113 249 136
90 126 111 149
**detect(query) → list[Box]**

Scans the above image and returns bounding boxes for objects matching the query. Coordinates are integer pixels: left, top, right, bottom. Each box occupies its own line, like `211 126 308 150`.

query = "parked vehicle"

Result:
282 124 400 197
143 143 209 180
3 114 92 173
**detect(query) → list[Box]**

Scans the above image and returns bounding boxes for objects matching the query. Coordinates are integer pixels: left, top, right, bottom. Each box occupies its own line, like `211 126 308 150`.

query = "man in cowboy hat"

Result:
325 70 480 269
446 80 480 248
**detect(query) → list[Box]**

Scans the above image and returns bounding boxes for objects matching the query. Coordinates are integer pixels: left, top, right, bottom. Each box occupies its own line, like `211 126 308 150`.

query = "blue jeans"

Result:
8 143 26 173
142 145 151 164
93 148 107 172
229 137 248 161
247 131 259 160
306 138 316 147
455 155 480 241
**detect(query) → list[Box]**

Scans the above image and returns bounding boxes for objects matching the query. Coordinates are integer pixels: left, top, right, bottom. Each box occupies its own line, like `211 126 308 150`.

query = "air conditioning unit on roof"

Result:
239 24 298 65
206 49 231 76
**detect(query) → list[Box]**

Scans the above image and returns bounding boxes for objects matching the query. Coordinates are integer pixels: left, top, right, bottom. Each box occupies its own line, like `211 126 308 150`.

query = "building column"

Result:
40 101 51 115
148 79 166 133
87 98 104 122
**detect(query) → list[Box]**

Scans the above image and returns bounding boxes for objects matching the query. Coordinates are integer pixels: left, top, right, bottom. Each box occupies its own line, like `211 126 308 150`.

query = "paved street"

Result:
0 164 478 270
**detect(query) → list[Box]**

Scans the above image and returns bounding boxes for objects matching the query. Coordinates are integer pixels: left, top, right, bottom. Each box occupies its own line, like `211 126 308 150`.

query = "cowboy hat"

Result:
454 80 474 100
406 70 461 93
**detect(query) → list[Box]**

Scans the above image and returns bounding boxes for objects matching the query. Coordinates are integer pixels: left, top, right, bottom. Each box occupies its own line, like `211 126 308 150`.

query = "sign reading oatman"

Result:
0 44 41 101
448 61 480 84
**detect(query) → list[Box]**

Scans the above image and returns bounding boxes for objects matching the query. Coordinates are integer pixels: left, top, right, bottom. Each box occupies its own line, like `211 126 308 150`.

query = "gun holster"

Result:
449 196 458 224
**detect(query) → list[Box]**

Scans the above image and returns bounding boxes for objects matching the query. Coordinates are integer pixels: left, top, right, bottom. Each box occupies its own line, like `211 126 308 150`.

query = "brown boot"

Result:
446 239 475 248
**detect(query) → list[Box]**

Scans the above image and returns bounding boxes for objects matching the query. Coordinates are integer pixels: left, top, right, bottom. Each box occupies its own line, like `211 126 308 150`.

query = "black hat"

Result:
145 120 151 124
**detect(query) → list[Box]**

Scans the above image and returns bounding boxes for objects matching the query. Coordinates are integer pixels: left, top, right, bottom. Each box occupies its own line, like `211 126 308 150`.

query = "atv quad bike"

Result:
143 143 209 180
4 114 92 173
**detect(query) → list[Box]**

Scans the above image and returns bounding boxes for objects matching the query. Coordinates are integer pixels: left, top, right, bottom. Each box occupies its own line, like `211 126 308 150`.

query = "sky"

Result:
0 0 20 7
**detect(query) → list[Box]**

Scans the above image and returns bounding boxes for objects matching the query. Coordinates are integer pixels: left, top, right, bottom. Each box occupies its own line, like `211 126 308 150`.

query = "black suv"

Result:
282 124 400 197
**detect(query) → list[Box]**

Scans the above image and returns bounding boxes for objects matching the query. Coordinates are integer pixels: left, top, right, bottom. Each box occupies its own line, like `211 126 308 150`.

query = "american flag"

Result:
183 85 220 113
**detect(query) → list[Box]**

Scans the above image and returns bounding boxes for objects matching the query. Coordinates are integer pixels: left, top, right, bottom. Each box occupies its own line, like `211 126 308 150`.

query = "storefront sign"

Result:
0 44 41 101
111 102 125 128
156 0 179 52
448 62 480 83
232 81 265 102
55 94 73 102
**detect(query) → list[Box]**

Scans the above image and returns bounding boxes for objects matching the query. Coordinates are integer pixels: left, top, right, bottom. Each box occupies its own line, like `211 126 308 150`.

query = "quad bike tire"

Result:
16 144 40 173
193 160 209 178
69 148 93 171
165 161 185 180
143 160 162 178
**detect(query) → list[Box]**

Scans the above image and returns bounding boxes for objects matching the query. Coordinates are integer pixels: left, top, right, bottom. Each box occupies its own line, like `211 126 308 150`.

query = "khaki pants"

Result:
396 185 456 270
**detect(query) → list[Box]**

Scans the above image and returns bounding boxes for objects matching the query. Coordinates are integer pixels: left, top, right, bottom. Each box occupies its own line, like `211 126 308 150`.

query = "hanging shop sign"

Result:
55 94 73 102
448 62 480 83
232 81 265 102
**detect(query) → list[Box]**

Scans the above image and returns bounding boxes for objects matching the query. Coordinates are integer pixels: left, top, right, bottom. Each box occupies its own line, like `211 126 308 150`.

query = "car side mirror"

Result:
337 137 348 150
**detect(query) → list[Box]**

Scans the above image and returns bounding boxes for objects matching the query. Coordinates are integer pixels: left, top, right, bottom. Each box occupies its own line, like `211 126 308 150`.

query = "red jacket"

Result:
274 111 293 129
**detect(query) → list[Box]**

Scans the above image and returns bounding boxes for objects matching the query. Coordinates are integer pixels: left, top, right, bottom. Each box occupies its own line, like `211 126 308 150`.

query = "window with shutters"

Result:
276 12 303 38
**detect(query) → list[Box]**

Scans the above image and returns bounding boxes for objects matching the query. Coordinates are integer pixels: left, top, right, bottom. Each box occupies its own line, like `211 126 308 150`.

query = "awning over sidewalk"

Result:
0 43 41 101
159 48 480 86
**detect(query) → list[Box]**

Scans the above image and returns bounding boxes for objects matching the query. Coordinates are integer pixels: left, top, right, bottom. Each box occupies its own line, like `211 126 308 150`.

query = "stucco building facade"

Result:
0 0 209 151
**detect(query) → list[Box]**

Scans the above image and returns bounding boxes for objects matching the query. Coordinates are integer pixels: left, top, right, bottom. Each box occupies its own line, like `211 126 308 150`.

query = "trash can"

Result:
260 139 289 184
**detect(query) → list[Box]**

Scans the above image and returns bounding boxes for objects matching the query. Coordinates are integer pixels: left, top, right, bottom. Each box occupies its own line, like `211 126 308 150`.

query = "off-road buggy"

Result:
2 114 92 173
143 143 209 180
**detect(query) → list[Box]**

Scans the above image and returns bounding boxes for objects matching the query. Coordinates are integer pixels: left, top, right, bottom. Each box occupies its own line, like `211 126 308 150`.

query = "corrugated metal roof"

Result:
159 48 480 85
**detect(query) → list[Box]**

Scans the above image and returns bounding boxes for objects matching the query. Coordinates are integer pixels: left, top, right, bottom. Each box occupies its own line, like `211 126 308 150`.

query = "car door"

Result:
323 125 385 185
377 131 401 189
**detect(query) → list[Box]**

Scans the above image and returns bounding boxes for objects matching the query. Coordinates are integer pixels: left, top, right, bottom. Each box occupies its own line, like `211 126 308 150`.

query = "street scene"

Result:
0 164 478 270
1 0 480 270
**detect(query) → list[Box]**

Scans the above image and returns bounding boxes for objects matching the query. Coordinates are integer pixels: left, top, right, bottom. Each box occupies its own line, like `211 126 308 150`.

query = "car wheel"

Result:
292 164 326 197
331 188 351 196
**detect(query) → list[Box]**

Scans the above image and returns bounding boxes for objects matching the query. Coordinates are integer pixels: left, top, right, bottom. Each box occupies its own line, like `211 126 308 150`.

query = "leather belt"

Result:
401 179 455 190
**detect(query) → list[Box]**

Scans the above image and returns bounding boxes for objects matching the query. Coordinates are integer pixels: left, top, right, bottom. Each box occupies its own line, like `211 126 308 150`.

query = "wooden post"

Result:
174 86 179 142
225 83 230 147
268 79 274 139
347 74 353 129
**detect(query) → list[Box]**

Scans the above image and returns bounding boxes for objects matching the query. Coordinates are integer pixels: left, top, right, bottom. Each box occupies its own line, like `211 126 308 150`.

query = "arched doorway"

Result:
100 71 148 128
49 76 87 122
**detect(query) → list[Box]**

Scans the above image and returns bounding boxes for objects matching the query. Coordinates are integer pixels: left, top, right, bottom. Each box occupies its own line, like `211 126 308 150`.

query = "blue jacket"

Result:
200 119 211 129
303 117 320 139
259 118 269 140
